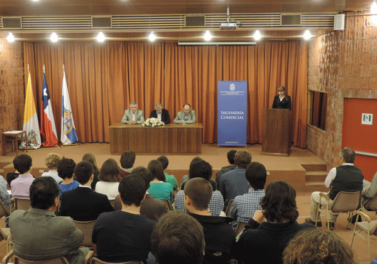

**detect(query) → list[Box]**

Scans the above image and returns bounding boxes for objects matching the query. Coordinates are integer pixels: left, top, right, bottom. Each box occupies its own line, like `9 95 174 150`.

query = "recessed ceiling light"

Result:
97 32 106 42
253 30 262 41
148 32 156 42
203 31 212 41
303 30 312 40
6 33 15 43
50 32 58 43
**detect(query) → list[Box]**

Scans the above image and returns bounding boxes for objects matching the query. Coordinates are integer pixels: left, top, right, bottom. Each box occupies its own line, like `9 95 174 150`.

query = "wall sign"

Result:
362 113 373 125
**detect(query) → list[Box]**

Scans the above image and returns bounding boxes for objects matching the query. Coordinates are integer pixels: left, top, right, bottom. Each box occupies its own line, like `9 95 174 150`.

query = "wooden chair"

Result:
2 250 69 264
234 222 246 237
73 220 96 247
109 200 115 209
351 211 377 261
10 199 31 213
162 199 173 211
0 200 12 253
225 199 234 217
317 191 361 230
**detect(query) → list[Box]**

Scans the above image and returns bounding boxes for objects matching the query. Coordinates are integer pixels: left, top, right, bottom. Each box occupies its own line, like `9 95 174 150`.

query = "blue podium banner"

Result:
218 81 247 146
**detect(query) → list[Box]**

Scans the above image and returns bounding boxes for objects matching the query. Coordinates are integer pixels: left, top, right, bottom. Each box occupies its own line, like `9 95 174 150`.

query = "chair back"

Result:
0 200 10 218
162 200 173 211
91 257 142 264
234 222 246 237
15 199 31 211
73 220 96 247
364 195 377 211
14 256 69 264
109 200 115 208
331 191 361 213
225 199 234 217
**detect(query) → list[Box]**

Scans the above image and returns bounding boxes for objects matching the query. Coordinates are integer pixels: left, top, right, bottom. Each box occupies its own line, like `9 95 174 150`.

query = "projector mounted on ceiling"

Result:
220 7 239 29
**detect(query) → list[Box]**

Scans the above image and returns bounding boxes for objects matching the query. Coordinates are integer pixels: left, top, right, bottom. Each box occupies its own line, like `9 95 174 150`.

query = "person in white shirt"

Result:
96 158 121 200
41 153 63 183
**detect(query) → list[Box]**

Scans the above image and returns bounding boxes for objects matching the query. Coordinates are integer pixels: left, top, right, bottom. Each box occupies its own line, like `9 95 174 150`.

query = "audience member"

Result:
0 176 10 210
59 161 113 221
219 150 251 209
148 160 174 203
11 154 35 200
41 153 63 183
232 181 313 264
6 170 19 188
10 177 88 264
231 162 266 228
305 148 363 230
180 157 218 191
93 175 156 263
283 228 357 264
157 155 179 192
185 178 235 264
361 171 377 206
57 158 79 197
151 211 205 264
114 166 168 221
215 150 237 187
119 151 136 178
82 153 100 190
175 160 224 216
96 158 121 200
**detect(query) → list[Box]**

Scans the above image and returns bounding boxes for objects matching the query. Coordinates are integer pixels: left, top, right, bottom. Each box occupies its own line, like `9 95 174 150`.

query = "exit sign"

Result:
362 113 373 125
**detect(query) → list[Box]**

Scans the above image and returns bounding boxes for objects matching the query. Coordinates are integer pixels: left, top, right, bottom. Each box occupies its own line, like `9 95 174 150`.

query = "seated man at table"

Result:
150 103 170 124
121 102 145 125
173 104 196 124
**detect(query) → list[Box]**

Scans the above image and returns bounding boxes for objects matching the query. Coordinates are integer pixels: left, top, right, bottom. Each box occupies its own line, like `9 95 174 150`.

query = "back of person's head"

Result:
234 150 252 168
82 153 99 172
260 181 298 223
45 153 62 170
118 174 146 207
340 148 356 163
283 228 357 264
184 178 212 211
13 154 32 174
120 151 136 169
245 162 267 190
30 177 60 210
157 155 169 170
57 158 76 180
227 150 237 165
190 156 202 167
148 160 166 182
151 211 205 264
132 166 152 190
189 160 212 181
99 158 121 182
74 161 94 185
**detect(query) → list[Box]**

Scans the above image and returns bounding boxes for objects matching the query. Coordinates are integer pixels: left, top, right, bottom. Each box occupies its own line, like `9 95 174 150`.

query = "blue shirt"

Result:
59 180 79 198
175 190 224 216
219 167 249 210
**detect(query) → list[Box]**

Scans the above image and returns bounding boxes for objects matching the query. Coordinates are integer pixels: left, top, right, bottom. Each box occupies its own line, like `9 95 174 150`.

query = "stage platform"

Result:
0 143 330 192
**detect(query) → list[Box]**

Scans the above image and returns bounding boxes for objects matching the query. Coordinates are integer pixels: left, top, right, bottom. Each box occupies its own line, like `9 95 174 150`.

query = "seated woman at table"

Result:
272 86 291 110
148 160 174 203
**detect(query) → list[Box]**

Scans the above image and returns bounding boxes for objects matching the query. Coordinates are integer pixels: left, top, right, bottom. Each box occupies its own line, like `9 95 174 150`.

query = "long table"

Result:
109 123 203 154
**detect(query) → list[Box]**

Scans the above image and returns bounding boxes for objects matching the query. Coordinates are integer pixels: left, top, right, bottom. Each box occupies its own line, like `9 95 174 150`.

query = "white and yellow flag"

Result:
20 72 41 149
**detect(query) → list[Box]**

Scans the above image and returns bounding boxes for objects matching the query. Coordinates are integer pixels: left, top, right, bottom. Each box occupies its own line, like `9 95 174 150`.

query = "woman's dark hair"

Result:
260 181 298 223
82 153 99 172
148 160 166 182
57 158 76 180
157 156 169 170
13 154 32 174
30 177 60 210
99 158 121 182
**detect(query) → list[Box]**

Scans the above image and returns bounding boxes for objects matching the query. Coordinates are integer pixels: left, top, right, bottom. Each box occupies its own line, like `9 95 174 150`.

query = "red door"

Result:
343 98 377 181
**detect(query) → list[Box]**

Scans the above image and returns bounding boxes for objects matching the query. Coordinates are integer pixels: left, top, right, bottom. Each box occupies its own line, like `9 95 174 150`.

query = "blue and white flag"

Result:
61 71 78 145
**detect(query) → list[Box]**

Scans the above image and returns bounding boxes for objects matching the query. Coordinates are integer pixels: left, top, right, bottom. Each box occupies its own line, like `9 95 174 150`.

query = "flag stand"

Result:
61 143 78 147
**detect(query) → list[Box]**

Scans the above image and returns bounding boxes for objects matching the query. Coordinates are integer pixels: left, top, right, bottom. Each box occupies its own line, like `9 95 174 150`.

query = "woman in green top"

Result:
157 155 179 193
148 160 174 203
82 153 100 190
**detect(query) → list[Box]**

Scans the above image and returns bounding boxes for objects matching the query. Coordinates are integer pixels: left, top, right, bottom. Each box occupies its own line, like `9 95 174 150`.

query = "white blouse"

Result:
95 181 119 200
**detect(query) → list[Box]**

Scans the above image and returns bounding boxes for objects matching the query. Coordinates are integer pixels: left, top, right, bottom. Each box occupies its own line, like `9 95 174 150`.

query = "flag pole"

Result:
63 64 65 73
27 64 30 74
43 65 45 74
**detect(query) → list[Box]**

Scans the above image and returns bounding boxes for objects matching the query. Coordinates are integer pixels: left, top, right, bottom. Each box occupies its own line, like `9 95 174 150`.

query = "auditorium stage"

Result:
0 143 329 192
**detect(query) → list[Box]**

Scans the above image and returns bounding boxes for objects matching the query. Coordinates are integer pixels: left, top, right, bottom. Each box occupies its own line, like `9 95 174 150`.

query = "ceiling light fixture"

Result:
6 33 15 43
148 32 156 42
371 2 377 24
253 30 262 41
97 32 106 42
303 30 312 40
50 32 58 43
203 31 212 41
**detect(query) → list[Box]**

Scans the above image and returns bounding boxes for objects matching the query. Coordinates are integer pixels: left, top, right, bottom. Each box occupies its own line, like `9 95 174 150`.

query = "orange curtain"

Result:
23 41 307 147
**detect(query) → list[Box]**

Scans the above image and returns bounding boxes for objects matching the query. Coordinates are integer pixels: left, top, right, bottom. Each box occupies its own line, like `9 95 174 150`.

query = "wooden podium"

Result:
262 109 292 156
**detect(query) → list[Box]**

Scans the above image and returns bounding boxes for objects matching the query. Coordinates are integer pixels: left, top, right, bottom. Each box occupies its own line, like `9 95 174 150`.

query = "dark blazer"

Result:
149 109 171 124
272 95 291 110
59 187 114 221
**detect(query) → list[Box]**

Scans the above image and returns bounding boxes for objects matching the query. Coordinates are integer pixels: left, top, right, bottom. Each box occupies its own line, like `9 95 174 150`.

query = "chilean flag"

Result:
40 73 58 147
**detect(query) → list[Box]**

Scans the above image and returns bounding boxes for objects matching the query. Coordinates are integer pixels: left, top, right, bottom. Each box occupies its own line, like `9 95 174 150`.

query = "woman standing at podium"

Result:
272 86 291 110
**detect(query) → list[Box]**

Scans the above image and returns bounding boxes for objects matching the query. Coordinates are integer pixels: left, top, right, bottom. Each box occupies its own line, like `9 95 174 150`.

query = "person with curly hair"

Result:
231 181 314 264
57 158 79 197
283 228 357 264
41 153 63 183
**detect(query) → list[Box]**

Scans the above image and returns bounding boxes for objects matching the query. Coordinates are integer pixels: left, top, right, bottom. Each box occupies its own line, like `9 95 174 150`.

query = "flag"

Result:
61 71 78 145
20 72 41 150
40 73 58 147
